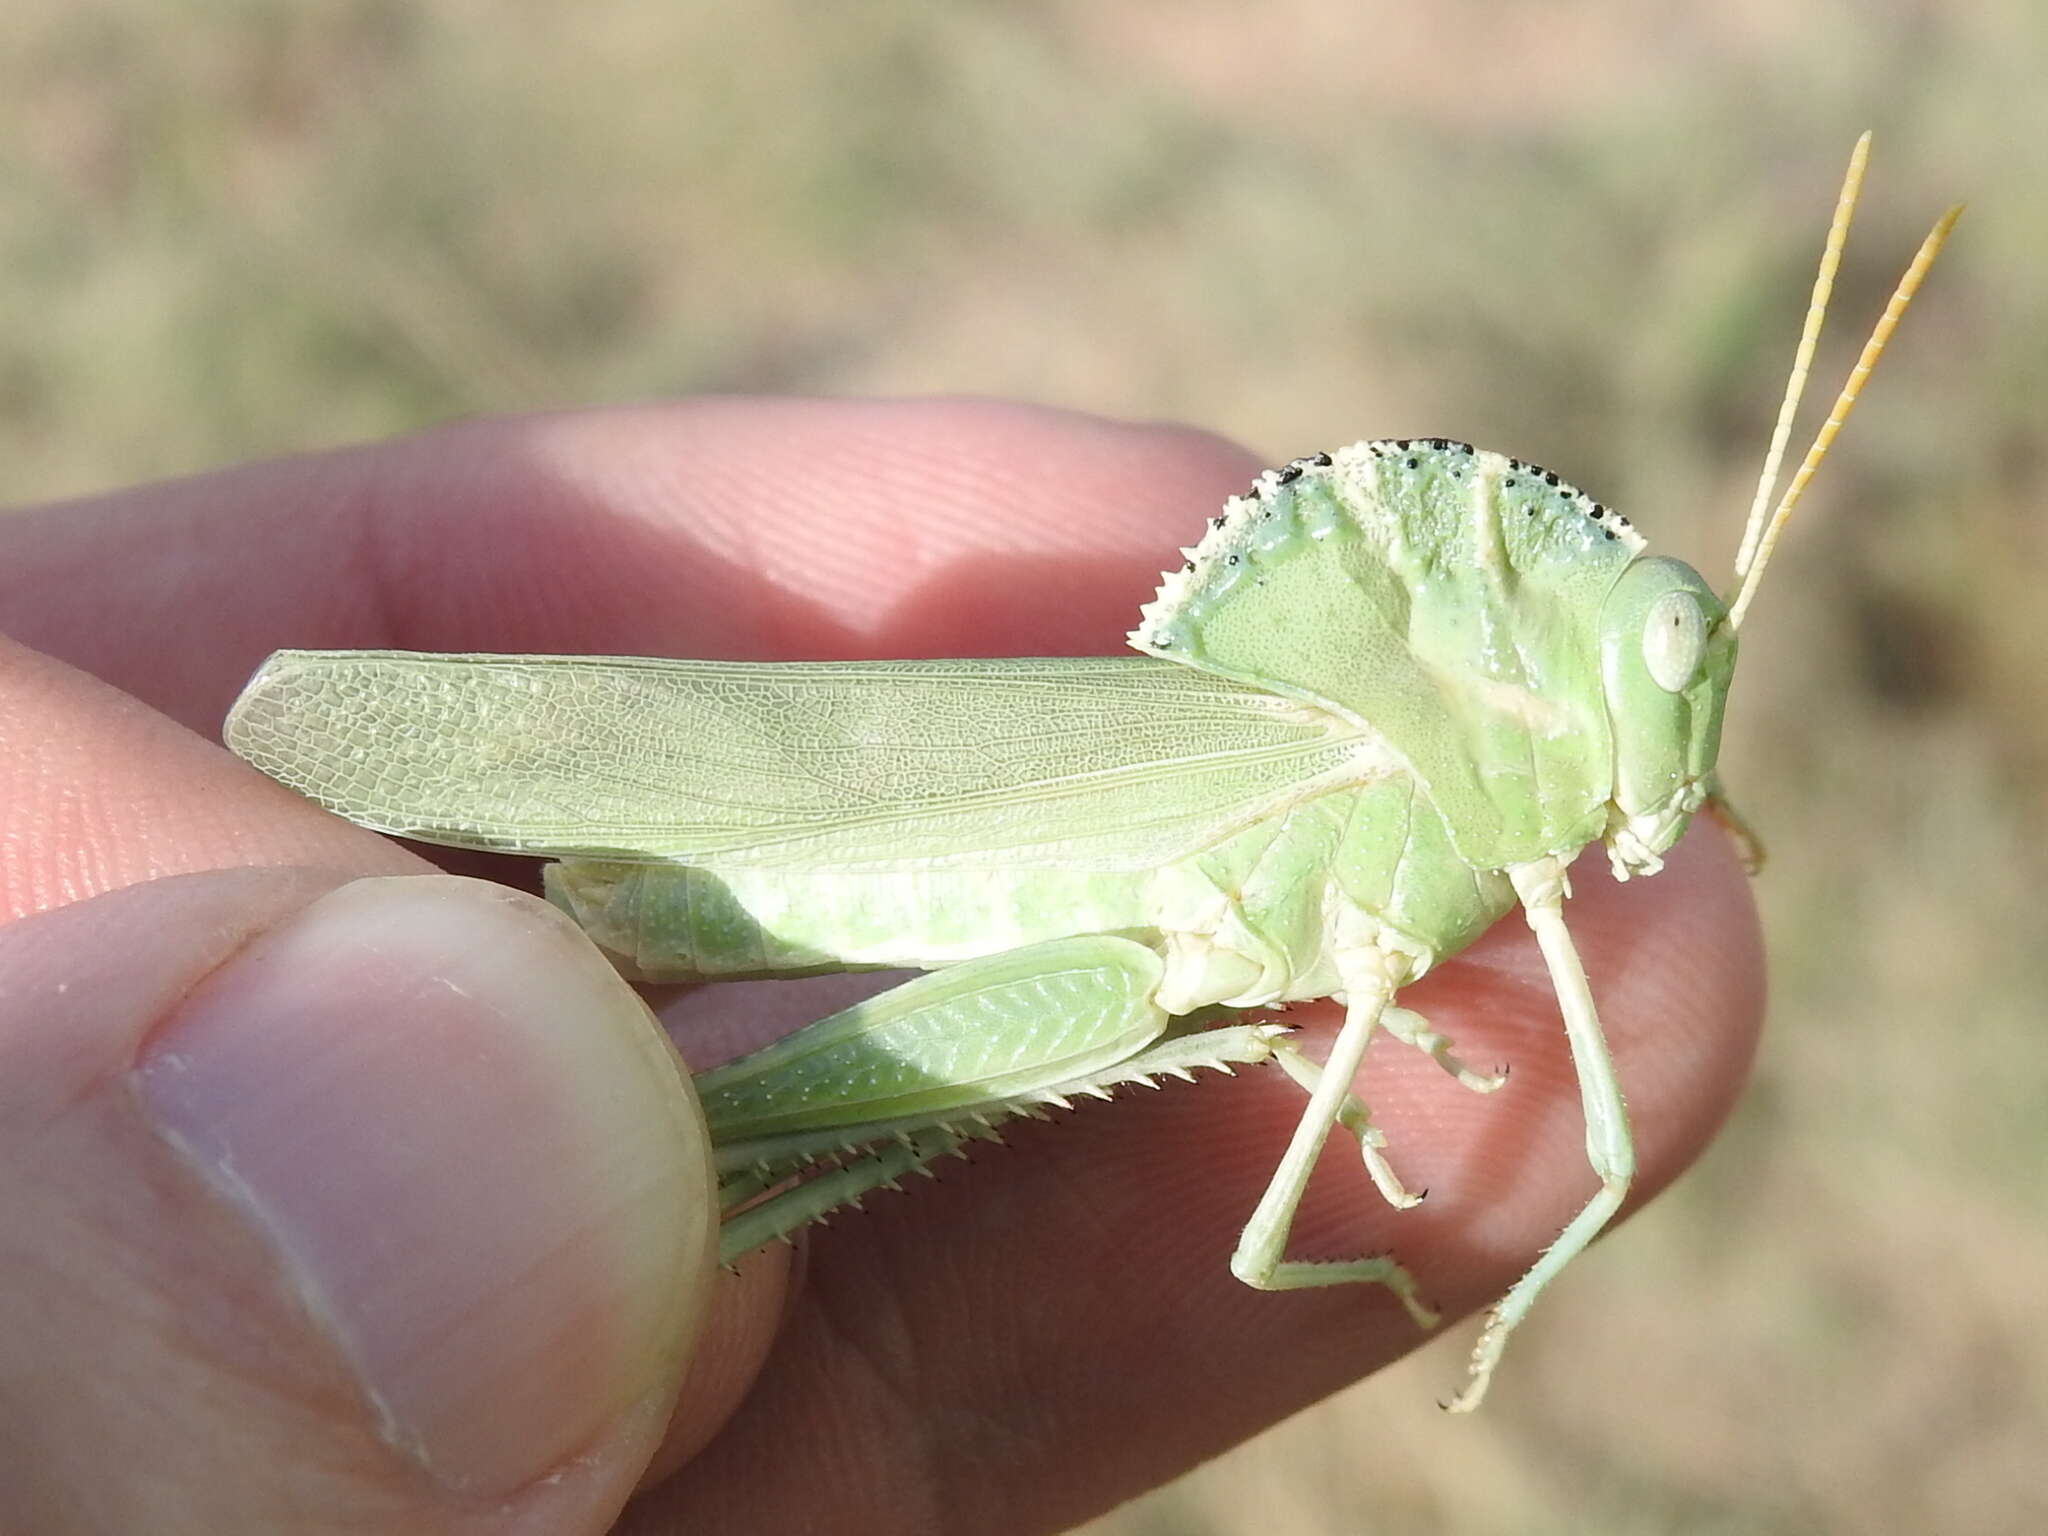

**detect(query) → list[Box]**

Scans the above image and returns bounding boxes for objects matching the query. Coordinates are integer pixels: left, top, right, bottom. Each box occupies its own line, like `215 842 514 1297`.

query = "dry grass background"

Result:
3 2 2040 1531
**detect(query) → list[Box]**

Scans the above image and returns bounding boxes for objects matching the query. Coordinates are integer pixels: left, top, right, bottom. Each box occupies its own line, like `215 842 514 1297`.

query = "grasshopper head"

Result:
1596 555 1736 868
1597 138 1955 878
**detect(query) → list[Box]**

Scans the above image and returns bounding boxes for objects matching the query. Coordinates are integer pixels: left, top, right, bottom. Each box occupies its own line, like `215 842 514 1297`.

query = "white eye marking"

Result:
1643 590 1706 692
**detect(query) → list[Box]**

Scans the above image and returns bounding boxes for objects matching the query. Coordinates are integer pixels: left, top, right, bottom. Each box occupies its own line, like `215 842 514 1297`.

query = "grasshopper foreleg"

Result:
1444 856 1636 1413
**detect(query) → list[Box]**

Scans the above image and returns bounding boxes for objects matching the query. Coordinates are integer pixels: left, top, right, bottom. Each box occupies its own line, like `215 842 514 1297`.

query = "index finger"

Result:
0 398 1261 734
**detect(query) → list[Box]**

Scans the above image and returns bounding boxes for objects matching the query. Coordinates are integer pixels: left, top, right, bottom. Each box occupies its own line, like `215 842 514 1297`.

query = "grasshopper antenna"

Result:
1727 137 1962 630
1732 133 1869 582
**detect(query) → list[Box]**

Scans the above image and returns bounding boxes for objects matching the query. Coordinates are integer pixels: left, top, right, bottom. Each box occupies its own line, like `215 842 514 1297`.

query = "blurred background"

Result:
2 2 2037 1530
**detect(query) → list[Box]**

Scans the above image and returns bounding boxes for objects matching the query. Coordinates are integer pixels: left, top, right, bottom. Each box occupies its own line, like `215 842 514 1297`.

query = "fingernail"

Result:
136 876 716 1493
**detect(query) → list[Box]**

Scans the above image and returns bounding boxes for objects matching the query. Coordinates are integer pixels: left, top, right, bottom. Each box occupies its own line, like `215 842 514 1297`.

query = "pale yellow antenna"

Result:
1732 133 1869 580
1727 141 1962 629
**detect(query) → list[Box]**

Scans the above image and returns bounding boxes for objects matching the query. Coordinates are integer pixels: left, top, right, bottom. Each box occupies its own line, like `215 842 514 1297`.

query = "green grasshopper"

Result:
223 139 1955 1410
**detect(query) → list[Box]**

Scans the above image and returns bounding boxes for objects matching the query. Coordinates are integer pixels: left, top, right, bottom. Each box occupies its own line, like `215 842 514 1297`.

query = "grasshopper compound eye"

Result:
1643 590 1707 693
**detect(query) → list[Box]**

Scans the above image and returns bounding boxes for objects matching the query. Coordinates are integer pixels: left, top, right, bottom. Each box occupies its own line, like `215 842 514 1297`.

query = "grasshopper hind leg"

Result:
703 933 1296 1266
714 1023 1294 1265
718 1127 970 1265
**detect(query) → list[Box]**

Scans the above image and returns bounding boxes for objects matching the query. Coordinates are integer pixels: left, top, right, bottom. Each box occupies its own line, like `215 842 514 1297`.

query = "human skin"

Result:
0 398 1762 1534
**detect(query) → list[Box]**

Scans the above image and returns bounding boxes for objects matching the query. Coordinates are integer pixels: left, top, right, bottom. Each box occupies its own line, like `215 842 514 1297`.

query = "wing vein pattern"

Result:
225 651 1389 871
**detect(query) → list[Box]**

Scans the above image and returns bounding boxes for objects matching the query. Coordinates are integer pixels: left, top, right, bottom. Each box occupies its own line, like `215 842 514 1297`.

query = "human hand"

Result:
0 399 1762 1533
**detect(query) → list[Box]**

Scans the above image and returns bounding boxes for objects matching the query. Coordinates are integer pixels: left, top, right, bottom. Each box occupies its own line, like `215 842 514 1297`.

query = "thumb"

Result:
0 867 717 1533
